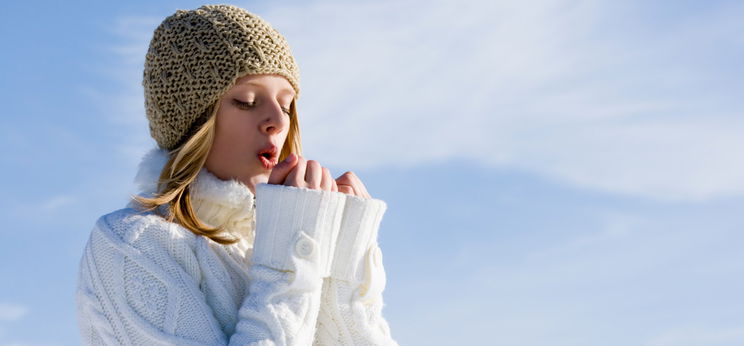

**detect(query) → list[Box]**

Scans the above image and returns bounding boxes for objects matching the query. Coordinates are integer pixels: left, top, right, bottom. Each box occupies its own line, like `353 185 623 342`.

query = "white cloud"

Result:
83 15 160 167
262 0 744 201
107 0 744 201
7 193 79 223
39 194 76 211
0 303 28 322
391 204 744 345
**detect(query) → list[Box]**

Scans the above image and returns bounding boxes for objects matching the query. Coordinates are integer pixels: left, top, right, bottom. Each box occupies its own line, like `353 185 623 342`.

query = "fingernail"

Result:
285 153 297 162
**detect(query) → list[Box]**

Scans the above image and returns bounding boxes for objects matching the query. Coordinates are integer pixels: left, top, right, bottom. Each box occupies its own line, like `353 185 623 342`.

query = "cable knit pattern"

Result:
76 147 396 345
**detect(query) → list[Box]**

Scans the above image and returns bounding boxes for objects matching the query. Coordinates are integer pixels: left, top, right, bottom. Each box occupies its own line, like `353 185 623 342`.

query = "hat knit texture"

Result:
143 4 300 150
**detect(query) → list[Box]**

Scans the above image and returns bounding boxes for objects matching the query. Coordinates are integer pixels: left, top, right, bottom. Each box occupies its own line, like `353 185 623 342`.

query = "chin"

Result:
240 173 268 188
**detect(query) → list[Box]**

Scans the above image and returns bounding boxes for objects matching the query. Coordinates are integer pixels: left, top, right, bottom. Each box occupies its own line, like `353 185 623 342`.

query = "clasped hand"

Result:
267 153 371 199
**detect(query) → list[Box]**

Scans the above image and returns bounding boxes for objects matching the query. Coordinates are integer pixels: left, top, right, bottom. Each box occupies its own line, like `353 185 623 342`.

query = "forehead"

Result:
233 74 294 96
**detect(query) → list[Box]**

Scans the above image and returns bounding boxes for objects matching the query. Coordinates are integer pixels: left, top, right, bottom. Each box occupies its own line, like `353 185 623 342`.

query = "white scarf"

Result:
131 147 256 244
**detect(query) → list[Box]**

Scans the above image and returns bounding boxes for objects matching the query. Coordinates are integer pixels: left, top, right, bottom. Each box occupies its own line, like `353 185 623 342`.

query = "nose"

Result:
260 101 289 135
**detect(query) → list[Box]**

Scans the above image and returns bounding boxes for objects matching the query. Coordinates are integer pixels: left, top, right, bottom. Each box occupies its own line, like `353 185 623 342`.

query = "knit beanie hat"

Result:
143 4 300 150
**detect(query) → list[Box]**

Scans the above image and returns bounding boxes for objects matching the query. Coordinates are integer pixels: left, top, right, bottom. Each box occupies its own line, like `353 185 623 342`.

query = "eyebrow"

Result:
242 81 295 99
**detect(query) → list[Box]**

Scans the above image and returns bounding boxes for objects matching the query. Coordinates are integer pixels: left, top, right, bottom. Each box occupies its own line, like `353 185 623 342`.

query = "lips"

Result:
257 144 278 170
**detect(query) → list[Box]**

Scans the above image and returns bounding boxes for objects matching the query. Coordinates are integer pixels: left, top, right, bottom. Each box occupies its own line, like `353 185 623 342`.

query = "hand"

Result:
268 153 338 192
335 171 371 199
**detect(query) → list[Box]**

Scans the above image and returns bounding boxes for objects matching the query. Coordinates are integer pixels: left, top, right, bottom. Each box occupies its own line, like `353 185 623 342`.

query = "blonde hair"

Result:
133 99 302 245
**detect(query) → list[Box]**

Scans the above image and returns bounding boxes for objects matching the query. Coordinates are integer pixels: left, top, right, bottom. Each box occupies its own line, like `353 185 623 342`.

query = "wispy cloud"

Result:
0 303 28 322
385 196 744 345
39 194 76 211
81 15 161 168
105 0 744 201
263 0 744 201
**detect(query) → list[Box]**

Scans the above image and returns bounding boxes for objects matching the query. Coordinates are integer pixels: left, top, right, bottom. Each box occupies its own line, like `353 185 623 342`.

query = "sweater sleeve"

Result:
76 184 346 346
232 183 346 344
313 195 398 346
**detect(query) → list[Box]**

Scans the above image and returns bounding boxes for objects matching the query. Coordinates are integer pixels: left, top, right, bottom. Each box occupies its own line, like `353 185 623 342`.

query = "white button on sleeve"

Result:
253 183 345 273
295 233 316 259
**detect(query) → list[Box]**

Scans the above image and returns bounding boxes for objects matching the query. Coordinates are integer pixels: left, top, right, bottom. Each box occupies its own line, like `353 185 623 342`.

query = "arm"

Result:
76 184 345 346
314 195 398 345
233 183 345 345
76 212 231 345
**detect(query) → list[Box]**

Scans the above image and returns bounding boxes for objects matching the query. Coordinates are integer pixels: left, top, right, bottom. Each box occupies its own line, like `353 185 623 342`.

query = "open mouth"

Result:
257 145 278 170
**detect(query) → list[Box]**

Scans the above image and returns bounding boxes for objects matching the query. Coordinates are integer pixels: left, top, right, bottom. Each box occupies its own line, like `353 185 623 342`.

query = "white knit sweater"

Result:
75 148 396 345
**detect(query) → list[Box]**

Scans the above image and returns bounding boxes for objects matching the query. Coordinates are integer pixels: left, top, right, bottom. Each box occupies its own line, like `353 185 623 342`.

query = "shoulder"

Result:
77 208 221 343
80 207 206 296
85 207 200 272
94 207 196 246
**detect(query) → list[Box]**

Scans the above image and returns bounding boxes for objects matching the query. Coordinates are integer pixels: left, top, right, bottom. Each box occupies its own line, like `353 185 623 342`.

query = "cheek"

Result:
279 122 292 146
217 110 255 138
213 112 257 156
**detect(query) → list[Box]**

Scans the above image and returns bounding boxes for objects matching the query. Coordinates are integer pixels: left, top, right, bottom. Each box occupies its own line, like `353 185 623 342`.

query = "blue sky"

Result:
1 0 743 345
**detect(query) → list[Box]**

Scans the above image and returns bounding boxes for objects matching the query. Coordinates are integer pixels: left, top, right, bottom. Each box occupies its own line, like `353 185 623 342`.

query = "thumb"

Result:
268 153 298 184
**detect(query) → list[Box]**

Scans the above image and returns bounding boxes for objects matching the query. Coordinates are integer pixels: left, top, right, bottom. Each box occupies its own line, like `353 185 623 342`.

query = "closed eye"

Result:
234 98 290 116
233 99 255 109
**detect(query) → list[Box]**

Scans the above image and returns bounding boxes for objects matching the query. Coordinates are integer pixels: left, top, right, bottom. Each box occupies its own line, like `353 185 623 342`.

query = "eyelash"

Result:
233 99 291 116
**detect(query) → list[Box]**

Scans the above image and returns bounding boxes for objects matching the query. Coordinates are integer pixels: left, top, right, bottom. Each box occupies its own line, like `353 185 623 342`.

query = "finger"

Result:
331 177 338 192
335 172 353 186
337 184 354 195
305 160 322 189
346 172 371 199
320 167 333 191
335 174 356 196
284 156 307 187
337 172 370 198
268 153 298 184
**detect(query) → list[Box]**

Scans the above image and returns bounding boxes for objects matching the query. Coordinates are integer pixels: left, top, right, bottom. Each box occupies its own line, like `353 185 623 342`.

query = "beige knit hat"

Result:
143 4 300 150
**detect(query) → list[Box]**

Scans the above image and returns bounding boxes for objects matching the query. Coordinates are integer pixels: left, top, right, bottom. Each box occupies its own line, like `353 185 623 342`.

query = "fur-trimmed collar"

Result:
132 147 256 243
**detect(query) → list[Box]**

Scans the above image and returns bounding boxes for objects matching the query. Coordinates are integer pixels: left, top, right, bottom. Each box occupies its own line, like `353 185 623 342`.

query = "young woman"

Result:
75 5 396 345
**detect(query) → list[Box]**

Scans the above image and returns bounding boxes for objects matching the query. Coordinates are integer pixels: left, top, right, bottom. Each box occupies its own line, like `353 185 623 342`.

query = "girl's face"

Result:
205 74 295 194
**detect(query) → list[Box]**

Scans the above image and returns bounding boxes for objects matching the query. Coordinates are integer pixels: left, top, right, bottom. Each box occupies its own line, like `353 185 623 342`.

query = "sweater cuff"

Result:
330 194 387 281
253 183 346 276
